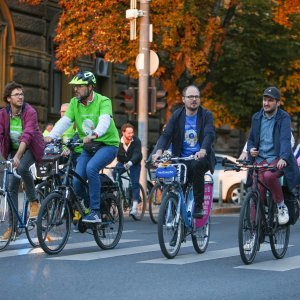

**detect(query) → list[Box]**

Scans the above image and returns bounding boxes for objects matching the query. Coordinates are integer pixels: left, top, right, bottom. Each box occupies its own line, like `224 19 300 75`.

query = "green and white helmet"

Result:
69 71 96 86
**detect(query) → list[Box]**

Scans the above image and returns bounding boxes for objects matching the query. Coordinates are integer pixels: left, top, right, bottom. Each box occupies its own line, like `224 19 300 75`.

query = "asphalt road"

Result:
1 213 300 300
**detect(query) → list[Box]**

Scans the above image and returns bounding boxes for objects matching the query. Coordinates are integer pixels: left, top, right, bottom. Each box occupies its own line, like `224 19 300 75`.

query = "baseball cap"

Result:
263 87 280 100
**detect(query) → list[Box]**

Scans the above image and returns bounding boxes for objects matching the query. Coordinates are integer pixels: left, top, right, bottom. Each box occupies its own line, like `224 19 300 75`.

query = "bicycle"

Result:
36 139 123 255
106 166 146 221
156 155 213 259
0 159 43 250
223 159 290 264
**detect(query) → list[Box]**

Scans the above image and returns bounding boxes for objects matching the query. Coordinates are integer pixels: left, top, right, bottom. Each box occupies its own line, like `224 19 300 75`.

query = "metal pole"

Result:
138 0 150 192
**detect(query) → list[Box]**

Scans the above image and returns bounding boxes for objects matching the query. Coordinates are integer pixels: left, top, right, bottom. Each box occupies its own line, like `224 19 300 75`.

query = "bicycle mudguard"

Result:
195 181 213 228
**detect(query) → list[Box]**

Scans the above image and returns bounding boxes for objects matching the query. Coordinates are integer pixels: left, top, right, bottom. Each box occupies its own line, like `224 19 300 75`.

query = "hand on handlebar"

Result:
195 149 206 160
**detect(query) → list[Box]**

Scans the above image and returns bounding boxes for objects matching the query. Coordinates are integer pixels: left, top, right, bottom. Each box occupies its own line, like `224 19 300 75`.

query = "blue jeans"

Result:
113 162 141 201
73 146 118 210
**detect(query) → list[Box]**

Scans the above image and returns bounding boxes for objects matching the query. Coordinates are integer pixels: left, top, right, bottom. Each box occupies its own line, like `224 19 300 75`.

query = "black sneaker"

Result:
193 205 205 219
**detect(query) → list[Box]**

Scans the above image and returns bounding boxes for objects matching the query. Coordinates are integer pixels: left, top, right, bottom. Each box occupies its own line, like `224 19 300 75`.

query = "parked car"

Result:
209 154 247 204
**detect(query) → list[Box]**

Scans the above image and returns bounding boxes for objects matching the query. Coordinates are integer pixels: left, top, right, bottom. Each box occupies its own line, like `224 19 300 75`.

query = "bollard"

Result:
218 180 223 206
240 181 244 205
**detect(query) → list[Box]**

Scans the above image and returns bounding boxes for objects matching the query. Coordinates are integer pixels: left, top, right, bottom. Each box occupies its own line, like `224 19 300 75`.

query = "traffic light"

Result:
120 87 137 114
148 88 167 114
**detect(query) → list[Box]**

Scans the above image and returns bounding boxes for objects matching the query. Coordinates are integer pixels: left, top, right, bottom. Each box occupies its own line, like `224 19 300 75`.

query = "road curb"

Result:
211 205 241 215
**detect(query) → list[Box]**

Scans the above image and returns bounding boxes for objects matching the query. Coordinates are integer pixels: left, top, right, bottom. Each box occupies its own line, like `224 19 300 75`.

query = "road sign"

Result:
135 50 159 75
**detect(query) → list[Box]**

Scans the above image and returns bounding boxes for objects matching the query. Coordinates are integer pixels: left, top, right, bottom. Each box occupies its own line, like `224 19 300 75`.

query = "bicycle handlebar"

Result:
0 160 21 178
222 158 277 172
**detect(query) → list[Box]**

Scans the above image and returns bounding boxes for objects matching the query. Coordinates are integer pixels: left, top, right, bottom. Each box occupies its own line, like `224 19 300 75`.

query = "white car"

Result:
209 154 247 204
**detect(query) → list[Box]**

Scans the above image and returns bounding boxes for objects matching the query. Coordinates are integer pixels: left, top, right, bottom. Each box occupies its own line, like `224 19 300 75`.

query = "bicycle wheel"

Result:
94 195 123 249
37 192 71 255
25 190 44 248
0 192 14 251
238 192 260 264
269 204 290 259
157 192 182 259
192 217 210 254
149 183 163 224
131 184 146 221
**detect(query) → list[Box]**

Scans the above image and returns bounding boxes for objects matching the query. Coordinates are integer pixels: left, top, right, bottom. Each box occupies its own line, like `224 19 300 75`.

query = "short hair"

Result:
121 123 134 132
182 85 200 97
60 103 69 111
3 81 24 103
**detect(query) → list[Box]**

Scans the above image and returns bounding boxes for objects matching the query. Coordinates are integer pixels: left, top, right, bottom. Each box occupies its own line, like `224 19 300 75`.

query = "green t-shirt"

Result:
65 93 120 147
10 116 23 150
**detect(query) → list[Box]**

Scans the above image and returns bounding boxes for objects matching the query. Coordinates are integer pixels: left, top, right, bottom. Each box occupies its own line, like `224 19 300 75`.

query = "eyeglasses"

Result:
184 95 200 100
10 93 24 98
73 84 87 89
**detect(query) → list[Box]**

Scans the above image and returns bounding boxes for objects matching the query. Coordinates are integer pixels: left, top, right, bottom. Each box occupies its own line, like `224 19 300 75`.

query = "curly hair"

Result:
3 81 24 103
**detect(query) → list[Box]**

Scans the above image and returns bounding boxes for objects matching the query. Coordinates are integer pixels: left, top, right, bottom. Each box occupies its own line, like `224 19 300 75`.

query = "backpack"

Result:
282 186 300 225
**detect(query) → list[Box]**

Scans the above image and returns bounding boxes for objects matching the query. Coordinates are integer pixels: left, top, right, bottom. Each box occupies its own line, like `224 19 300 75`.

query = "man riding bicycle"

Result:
247 86 300 225
152 85 216 218
45 71 120 223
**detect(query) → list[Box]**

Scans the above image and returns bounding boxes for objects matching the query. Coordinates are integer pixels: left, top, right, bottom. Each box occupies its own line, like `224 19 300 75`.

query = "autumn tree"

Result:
18 0 300 128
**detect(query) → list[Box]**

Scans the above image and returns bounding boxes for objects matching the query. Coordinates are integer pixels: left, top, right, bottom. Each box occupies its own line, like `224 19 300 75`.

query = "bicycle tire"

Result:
0 192 14 251
238 192 260 264
93 194 123 250
192 217 210 254
157 192 182 259
37 192 71 255
25 189 44 248
131 184 146 221
269 204 290 259
149 183 163 224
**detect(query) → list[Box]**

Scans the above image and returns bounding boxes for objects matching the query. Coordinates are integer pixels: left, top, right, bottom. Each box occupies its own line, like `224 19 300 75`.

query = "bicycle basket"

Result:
155 165 177 183
35 154 60 178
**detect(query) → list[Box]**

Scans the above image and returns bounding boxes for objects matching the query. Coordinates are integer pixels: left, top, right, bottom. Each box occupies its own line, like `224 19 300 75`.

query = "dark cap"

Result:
263 87 280 100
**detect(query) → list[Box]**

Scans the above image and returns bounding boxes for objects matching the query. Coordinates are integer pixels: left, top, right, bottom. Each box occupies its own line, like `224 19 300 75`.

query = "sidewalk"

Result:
211 202 241 215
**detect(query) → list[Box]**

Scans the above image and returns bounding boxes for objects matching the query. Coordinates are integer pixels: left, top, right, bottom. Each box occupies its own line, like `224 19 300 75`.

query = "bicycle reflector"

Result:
155 166 177 178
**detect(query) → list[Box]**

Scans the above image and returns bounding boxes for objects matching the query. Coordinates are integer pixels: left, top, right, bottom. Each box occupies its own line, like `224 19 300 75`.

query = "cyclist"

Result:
45 71 120 223
152 85 216 218
0 81 45 239
113 123 142 216
247 86 300 225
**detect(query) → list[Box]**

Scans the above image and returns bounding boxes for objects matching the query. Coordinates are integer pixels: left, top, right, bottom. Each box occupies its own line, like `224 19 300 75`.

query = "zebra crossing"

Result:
1 230 300 272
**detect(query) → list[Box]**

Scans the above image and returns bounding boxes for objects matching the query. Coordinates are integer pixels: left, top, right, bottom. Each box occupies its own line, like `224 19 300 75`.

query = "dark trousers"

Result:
185 157 210 208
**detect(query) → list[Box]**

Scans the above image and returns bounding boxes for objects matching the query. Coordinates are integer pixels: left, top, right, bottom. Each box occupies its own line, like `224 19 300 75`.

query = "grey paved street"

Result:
1 212 300 300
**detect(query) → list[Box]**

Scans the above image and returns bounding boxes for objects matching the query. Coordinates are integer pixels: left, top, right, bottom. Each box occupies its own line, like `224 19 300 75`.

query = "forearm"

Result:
93 114 111 137
15 142 27 159
49 116 72 139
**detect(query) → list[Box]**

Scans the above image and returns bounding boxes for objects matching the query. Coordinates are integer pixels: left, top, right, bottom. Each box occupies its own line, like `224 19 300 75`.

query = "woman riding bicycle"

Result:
247 86 300 225
44 71 120 223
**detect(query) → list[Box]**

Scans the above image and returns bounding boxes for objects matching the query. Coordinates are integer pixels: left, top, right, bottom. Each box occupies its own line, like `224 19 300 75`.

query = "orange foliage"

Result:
273 0 300 28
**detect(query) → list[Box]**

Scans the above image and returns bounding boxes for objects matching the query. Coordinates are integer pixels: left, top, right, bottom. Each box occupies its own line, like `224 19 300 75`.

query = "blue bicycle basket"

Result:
155 166 177 178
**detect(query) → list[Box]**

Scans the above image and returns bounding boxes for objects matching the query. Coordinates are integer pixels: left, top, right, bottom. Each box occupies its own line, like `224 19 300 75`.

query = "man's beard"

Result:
76 89 90 102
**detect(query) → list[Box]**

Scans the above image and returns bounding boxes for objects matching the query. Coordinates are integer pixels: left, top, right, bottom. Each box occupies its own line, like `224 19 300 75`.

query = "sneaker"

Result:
1 227 12 241
243 235 255 251
82 210 102 223
277 204 289 225
29 201 40 219
193 205 205 219
130 201 138 216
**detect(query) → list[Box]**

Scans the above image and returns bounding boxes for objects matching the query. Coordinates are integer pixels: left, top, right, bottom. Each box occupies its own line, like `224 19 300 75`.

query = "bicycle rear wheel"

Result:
269 204 290 259
25 189 44 248
192 217 210 254
94 195 123 249
131 184 146 221
37 192 71 255
149 183 163 224
238 192 260 264
0 192 14 251
157 192 182 259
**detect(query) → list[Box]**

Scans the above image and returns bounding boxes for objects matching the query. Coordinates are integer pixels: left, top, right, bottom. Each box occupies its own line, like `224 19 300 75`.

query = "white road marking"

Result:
235 255 300 271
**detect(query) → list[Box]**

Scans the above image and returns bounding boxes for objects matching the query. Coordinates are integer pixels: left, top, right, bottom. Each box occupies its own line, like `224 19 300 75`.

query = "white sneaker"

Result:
243 235 255 251
130 201 138 216
277 204 289 225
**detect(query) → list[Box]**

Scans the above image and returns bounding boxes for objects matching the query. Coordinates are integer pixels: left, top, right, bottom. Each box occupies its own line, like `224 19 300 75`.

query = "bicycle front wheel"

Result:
192 217 211 254
149 183 163 224
238 192 260 264
269 205 290 259
157 192 182 259
25 189 44 248
0 192 14 251
37 192 71 255
131 184 146 221
94 195 123 250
